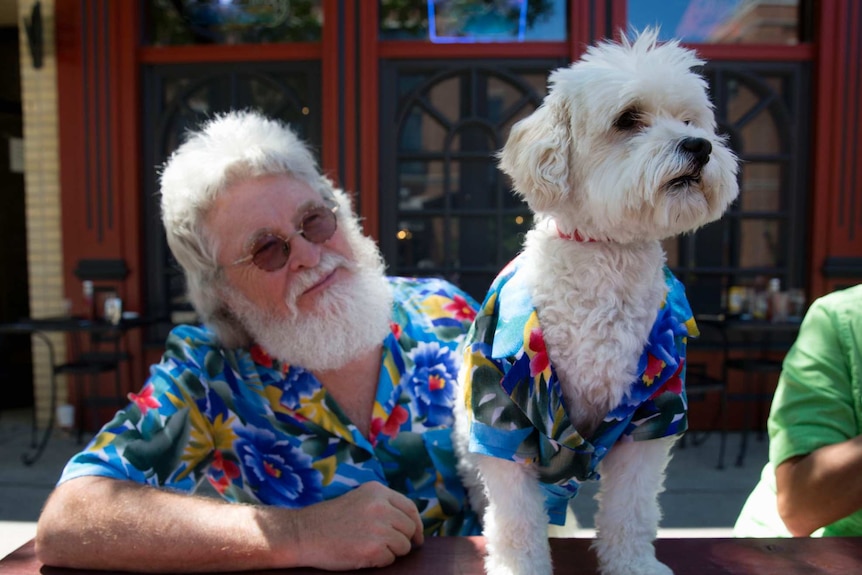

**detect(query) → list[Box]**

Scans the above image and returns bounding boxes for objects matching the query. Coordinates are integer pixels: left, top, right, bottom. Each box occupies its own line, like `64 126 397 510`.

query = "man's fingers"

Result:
386 503 424 546
347 483 424 551
386 492 424 546
385 531 413 559
294 484 427 571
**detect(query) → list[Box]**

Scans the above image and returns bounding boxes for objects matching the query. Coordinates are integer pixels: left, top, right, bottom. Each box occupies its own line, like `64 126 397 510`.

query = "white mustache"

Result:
284 252 355 306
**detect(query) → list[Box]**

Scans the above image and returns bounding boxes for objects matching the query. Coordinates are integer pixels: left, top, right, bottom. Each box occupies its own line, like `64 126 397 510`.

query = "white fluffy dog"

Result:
454 30 739 575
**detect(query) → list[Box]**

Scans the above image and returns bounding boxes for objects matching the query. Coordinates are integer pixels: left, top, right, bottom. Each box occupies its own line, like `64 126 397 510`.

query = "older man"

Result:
35 111 481 572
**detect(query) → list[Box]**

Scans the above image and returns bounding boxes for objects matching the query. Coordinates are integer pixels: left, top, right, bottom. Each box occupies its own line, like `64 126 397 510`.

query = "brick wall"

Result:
18 0 67 428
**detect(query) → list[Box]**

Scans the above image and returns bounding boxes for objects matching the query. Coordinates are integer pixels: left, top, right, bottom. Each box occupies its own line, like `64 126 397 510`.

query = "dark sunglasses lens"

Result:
301 207 337 243
251 235 290 271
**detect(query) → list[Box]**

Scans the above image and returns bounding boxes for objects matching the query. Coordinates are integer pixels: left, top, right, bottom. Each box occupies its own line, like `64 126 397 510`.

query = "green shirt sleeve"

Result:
736 285 862 537
768 293 859 466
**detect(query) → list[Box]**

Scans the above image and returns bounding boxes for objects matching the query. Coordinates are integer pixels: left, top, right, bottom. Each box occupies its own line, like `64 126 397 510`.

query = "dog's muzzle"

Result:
679 137 712 167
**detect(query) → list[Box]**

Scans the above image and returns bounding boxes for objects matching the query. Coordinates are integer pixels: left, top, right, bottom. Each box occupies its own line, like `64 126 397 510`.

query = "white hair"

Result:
159 110 346 347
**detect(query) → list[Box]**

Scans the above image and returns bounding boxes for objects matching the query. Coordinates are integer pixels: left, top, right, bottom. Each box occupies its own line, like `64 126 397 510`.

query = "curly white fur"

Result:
455 30 739 575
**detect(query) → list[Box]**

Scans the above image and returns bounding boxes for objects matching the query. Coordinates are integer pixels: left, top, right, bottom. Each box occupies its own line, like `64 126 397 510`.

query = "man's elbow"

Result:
34 526 62 566
778 514 816 537
776 493 817 537
34 487 84 566
34 517 70 566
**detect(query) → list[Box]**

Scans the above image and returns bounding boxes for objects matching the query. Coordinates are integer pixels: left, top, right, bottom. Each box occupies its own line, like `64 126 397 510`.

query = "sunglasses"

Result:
230 204 339 272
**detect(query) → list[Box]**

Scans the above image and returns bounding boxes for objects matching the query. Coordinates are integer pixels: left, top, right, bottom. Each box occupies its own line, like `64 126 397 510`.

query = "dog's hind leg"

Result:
591 437 676 575
478 455 552 575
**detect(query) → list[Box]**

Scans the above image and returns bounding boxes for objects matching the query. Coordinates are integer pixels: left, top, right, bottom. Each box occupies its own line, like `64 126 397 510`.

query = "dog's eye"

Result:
614 109 640 131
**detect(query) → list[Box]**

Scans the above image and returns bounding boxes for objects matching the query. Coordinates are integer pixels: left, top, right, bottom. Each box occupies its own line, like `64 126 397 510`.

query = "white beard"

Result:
224 231 393 371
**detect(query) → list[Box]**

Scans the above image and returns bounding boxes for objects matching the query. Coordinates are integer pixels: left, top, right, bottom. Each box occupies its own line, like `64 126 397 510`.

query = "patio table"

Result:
0 316 152 465
2 536 861 574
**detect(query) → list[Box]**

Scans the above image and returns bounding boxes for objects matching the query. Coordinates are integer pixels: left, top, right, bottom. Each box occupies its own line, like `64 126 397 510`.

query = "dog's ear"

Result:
498 92 572 213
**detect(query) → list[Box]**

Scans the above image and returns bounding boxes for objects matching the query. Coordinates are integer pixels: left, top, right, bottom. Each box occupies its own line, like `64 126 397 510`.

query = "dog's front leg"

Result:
592 437 676 575
478 455 552 575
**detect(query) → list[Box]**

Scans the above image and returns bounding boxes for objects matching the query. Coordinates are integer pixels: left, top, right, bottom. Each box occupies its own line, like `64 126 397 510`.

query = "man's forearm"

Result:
35 476 301 572
776 435 862 536
37 476 422 572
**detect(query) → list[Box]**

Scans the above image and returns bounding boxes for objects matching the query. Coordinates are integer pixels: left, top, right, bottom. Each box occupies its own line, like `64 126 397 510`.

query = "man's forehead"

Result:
214 175 318 220
206 177 323 253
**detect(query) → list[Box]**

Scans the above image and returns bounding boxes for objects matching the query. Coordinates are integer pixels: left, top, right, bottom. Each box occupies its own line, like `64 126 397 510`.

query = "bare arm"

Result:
36 476 424 572
775 434 862 536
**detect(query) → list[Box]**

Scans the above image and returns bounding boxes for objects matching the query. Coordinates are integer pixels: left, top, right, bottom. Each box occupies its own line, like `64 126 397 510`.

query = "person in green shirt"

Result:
734 284 862 537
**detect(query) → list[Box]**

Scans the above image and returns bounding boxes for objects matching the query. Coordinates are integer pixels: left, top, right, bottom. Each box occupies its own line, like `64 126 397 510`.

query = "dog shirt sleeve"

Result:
461 282 538 463
621 270 693 441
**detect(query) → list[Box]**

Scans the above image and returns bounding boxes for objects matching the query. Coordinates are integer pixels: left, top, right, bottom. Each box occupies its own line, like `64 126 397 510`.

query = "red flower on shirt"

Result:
127 384 161 415
390 321 403 340
649 362 684 400
528 328 550 378
250 344 273 368
642 353 665 385
444 295 477 322
369 405 409 445
212 449 240 479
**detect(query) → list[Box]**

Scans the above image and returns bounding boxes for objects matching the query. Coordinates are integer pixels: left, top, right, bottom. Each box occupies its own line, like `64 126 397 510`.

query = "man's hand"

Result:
289 481 425 570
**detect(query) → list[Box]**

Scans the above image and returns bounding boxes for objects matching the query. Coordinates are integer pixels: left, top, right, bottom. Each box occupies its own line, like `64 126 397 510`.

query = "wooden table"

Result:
3 537 861 574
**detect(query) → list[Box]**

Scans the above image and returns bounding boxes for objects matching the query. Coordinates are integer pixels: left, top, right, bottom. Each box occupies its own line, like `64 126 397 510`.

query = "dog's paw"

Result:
484 550 553 575
599 555 673 575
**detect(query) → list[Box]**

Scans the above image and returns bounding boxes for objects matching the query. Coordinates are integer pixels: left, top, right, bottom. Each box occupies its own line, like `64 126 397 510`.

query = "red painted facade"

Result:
52 1 862 429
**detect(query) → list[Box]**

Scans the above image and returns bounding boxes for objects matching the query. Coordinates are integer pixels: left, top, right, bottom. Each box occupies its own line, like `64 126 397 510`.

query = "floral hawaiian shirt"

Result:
460 256 697 525
59 277 482 537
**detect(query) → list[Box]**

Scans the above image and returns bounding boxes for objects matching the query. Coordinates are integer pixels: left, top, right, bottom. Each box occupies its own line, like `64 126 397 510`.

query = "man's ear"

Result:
497 93 572 213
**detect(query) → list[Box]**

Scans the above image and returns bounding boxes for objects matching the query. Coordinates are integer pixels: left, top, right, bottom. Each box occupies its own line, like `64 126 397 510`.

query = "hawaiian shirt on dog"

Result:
461 256 697 525
59 277 482 537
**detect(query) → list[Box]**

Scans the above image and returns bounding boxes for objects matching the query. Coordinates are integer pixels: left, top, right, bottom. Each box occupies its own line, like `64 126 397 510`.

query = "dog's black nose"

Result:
679 137 712 166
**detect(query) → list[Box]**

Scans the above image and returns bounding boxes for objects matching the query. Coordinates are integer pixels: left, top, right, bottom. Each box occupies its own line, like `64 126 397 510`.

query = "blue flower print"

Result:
405 341 459 427
235 427 322 508
279 368 319 410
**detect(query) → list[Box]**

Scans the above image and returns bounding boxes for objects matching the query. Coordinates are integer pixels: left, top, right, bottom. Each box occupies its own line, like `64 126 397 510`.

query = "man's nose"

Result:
287 233 322 272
